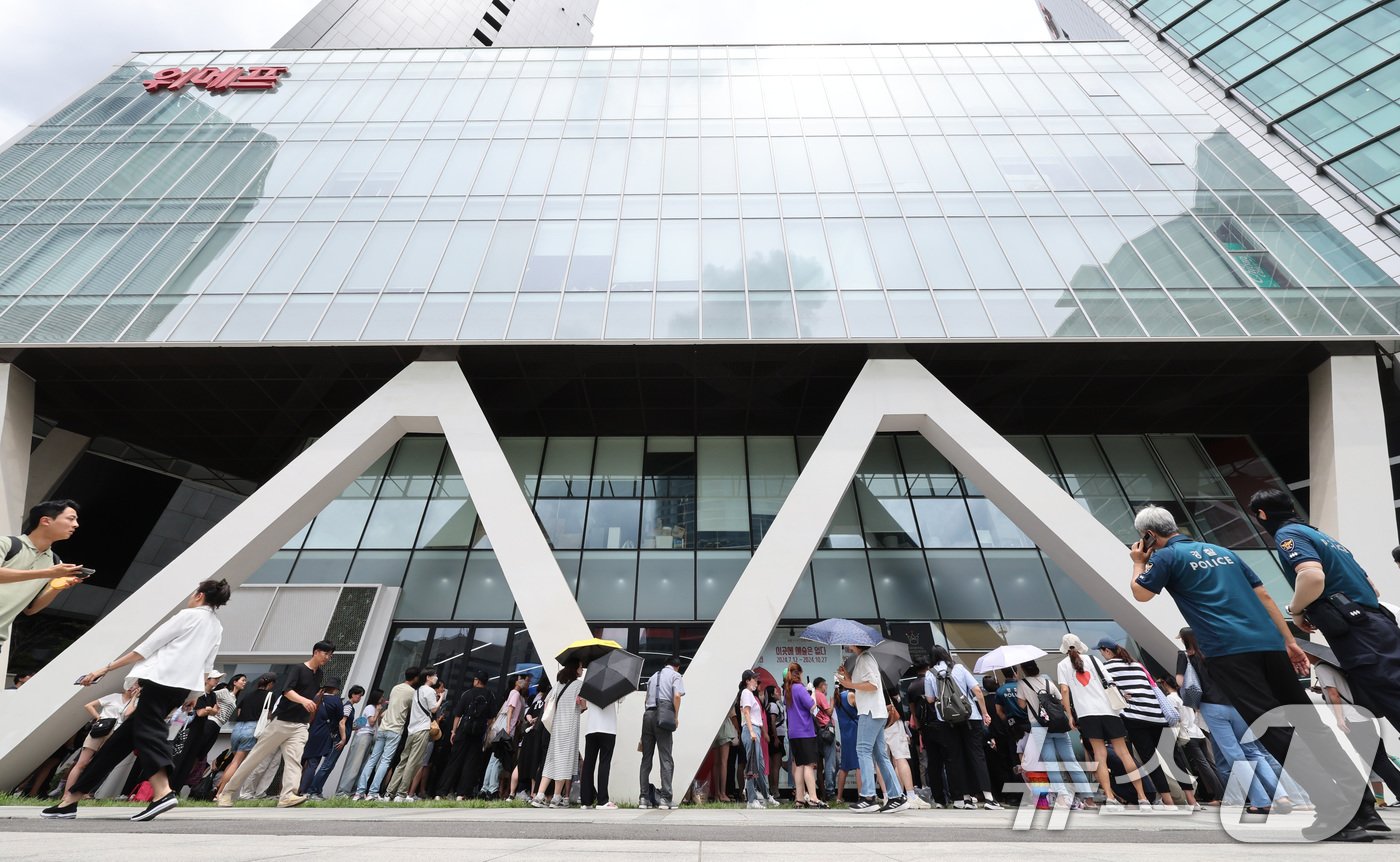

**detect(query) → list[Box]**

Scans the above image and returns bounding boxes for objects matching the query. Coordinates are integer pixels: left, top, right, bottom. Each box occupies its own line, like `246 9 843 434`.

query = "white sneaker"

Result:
404 795 418 803
911 796 931 809
1138 800 1152 812
529 795 548 809
350 793 362 801
598 801 618 810
765 796 780 808
748 800 765 809
983 799 1004 810
365 794 382 802
952 798 975 809
1103 800 1125 812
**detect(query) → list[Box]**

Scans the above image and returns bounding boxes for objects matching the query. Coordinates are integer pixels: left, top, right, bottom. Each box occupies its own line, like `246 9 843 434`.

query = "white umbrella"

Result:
973 644 1047 674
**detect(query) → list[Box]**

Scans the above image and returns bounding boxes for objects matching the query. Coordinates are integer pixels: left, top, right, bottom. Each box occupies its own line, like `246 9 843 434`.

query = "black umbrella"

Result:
843 638 915 687
579 648 644 707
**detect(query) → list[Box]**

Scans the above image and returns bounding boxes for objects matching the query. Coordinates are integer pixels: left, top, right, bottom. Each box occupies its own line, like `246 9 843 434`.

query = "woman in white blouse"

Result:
43 578 229 824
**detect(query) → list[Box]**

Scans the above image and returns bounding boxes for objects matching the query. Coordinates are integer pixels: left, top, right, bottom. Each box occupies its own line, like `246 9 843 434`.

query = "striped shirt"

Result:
1101 657 1166 725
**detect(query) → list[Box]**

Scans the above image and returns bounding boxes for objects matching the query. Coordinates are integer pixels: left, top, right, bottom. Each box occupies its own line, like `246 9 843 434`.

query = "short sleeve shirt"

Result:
852 651 885 718
1273 523 1378 609
645 666 686 708
271 663 323 723
1314 663 1367 723
924 663 982 721
0 536 54 645
1135 535 1282 657
740 689 764 728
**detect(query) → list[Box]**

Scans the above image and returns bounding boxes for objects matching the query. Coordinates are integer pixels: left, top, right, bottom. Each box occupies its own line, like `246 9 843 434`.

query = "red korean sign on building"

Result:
142 66 289 93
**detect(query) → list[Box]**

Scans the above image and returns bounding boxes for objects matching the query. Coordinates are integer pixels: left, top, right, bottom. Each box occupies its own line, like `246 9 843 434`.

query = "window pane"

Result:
288 550 353 584
784 220 836 290
457 552 515 620
303 451 390 548
701 220 743 290
985 550 1059 619
347 551 410 587
1098 435 1174 505
535 498 587 549
927 550 998 618
870 551 938 618
743 220 789 291
696 437 750 549
748 436 799 544
584 499 641 549
361 437 444 548
636 552 695 619
417 450 481 549
966 498 1035 548
591 437 644 497
1151 435 1231 498
812 551 877 618
658 220 699 291
577 551 637 619
612 221 657 290
538 437 595 497
1048 436 1136 541
697 551 749 619
398 551 467 619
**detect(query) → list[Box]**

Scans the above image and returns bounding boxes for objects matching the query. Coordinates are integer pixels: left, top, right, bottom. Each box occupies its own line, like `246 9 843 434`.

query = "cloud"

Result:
0 0 319 143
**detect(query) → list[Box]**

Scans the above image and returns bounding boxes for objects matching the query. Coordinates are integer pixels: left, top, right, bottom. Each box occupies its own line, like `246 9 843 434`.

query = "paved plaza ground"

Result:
0 802 1396 860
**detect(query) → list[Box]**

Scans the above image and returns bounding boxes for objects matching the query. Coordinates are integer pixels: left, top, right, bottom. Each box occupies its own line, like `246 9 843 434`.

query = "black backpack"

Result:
460 689 494 736
910 683 933 726
4 536 60 565
1031 679 1071 734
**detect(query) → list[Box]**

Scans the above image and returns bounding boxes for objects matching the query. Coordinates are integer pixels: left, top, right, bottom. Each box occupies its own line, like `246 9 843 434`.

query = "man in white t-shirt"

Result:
834 644 907 813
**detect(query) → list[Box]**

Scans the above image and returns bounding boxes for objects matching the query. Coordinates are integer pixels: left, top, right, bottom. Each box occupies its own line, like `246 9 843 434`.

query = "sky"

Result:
0 0 320 143
591 0 1052 45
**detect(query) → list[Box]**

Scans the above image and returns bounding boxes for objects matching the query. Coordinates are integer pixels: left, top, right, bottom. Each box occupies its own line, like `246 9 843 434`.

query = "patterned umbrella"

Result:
799 618 883 647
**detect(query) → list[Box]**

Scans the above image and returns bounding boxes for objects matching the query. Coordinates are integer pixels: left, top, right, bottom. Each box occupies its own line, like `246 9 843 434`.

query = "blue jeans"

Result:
1199 701 1278 807
1026 729 1089 798
742 730 770 803
355 728 403 796
306 742 343 796
855 713 901 800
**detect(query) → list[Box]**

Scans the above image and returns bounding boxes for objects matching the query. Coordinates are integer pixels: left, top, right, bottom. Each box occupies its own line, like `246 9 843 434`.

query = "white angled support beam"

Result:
0 361 592 789
667 359 1187 803
1309 355 1399 595
0 364 35 533
25 428 91 510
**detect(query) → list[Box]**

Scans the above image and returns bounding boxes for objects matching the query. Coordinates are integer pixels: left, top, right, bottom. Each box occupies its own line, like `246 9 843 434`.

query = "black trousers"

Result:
1177 737 1223 801
455 736 491 797
920 723 950 804
581 731 615 806
490 739 517 797
1207 650 1370 839
1332 606 1400 730
931 720 991 799
434 734 469 797
1122 717 1171 798
71 679 188 796
1347 721 1400 798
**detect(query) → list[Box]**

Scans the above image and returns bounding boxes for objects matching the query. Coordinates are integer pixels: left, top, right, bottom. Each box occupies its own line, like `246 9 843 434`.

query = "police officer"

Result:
1128 504 1377 842
1250 489 1400 733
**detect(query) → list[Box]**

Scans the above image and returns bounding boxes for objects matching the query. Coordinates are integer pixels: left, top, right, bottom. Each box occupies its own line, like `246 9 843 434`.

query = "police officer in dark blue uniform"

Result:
1129 504 1378 842
1250 489 1400 734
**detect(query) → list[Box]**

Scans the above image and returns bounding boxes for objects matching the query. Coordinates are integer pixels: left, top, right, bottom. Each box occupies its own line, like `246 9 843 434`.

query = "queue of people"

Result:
10 492 1400 841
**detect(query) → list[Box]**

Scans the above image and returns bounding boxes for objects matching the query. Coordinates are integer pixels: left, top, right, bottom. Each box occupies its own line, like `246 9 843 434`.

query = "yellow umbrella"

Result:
556 637 623 666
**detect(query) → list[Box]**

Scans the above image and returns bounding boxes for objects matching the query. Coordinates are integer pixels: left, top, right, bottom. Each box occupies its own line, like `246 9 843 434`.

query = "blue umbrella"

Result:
799 618 883 647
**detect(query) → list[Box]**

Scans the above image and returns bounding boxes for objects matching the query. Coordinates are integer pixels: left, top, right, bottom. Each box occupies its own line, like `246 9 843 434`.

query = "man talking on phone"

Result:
0 499 86 651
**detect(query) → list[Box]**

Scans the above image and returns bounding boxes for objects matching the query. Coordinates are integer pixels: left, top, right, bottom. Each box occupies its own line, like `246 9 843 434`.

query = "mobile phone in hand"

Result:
78 567 96 578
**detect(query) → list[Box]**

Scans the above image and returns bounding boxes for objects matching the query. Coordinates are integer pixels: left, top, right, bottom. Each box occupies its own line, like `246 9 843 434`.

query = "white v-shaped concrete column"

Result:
0 358 1186 800
666 359 1186 798
0 361 592 788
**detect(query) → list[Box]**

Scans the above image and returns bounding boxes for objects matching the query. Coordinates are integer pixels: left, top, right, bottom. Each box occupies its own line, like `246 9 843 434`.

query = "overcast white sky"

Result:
591 0 1051 45
0 0 319 143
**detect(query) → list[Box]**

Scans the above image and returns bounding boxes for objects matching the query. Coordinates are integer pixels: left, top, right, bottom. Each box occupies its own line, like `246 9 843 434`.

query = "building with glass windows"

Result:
2 0 1400 795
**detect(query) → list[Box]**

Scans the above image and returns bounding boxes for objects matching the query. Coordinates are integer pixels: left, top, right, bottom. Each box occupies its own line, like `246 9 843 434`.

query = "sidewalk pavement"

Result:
0 804 1394 861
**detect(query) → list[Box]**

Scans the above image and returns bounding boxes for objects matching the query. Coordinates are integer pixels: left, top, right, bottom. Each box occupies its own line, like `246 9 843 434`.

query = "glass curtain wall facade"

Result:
2 42 1398 346
1114 0 1400 218
247 431 1296 689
